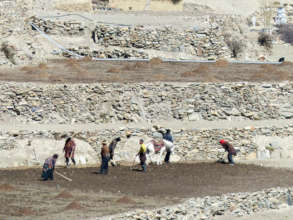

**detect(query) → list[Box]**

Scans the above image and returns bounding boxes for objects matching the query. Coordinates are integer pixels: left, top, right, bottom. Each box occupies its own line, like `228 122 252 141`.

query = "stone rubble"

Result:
97 187 293 220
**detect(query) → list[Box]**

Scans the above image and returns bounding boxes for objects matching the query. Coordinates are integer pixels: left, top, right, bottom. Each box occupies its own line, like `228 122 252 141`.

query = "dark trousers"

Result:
164 150 171 163
66 157 76 166
140 161 147 172
100 156 109 174
228 153 235 164
42 168 54 180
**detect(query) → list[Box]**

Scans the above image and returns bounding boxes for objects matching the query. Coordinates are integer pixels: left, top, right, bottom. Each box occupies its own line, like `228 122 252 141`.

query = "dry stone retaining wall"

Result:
0 82 293 124
29 16 242 59
92 24 229 58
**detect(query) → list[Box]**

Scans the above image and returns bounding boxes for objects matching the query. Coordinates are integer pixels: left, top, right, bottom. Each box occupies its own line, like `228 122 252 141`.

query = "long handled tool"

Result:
55 171 72 182
130 155 137 170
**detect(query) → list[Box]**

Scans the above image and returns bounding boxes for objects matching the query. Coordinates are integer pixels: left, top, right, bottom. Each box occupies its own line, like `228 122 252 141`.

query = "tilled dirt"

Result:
1 163 293 219
1 59 293 83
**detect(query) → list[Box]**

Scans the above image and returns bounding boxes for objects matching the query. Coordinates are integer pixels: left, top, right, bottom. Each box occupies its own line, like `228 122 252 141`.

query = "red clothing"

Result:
64 140 76 158
221 141 236 155
101 144 110 158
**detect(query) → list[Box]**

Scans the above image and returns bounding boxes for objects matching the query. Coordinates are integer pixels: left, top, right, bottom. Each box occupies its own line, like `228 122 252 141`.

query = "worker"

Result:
126 131 131 139
63 137 76 167
100 140 110 174
159 129 174 163
41 154 58 181
219 139 237 165
137 139 147 172
109 137 121 166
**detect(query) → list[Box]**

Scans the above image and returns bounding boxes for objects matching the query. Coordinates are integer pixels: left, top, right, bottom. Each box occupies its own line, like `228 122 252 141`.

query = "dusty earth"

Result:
0 59 292 83
1 163 293 219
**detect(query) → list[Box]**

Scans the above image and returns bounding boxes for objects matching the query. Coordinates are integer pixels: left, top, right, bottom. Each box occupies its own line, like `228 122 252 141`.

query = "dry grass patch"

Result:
149 57 163 66
133 62 148 68
215 59 229 67
196 63 209 73
181 64 209 77
107 67 121 73
20 66 36 74
65 58 79 66
121 62 149 71
116 196 136 204
65 58 92 80
20 64 51 81
38 63 48 69
181 71 195 77
121 64 134 71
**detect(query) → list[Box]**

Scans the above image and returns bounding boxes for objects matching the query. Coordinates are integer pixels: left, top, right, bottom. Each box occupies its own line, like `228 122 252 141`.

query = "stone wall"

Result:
30 16 238 59
1 82 292 124
63 46 149 59
30 17 87 36
92 24 230 58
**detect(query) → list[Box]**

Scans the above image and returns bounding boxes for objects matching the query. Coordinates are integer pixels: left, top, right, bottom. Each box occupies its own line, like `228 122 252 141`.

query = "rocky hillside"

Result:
1 0 293 66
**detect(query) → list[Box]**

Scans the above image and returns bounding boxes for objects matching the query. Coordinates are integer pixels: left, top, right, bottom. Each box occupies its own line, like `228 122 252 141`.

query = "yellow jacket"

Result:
139 143 146 154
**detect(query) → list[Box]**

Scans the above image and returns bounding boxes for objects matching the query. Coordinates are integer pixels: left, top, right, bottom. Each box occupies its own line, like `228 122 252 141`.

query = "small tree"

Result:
258 32 273 49
225 38 244 58
1 42 16 65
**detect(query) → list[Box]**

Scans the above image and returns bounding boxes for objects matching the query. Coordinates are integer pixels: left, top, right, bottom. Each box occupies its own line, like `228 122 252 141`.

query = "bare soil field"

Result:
1 59 293 83
1 163 293 219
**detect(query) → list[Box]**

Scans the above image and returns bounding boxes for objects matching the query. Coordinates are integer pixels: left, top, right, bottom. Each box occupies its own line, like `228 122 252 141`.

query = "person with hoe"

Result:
137 139 147 172
159 129 174 163
109 137 121 166
100 140 110 174
219 139 237 165
41 154 58 181
63 137 76 167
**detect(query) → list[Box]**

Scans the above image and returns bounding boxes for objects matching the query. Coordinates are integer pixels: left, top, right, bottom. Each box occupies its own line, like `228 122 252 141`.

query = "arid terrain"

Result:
1 162 293 219
1 0 293 219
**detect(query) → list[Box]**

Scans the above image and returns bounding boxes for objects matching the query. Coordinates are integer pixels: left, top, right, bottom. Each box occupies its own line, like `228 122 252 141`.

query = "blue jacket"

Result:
163 133 173 143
